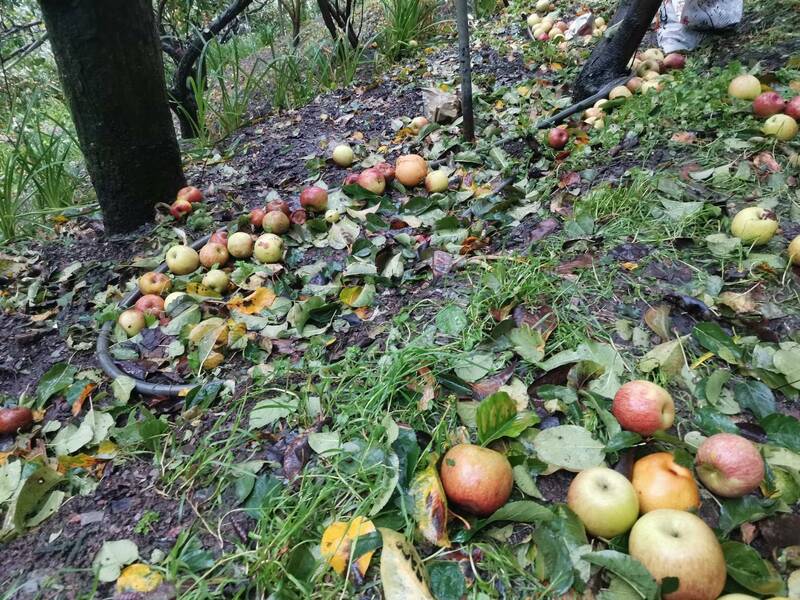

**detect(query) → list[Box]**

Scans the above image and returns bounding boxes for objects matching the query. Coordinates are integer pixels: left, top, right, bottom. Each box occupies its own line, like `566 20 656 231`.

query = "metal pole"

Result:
455 0 475 141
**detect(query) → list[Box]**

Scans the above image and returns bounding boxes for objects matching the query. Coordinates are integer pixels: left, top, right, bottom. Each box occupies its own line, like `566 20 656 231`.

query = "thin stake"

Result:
455 0 475 141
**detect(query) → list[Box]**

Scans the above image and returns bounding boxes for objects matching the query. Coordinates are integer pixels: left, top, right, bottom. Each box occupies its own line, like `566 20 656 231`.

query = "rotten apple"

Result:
300 186 329 212
357 168 386 195
439 444 513 517
612 380 674 436
695 433 764 498
547 127 569 149
170 199 193 220
730 206 778 245
249 208 266 229
253 233 284 264
786 96 800 120
134 294 165 316
374 162 396 184
752 91 785 117
177 185 203 203
0 407 34 436
266 199 291 217
210 229 228 246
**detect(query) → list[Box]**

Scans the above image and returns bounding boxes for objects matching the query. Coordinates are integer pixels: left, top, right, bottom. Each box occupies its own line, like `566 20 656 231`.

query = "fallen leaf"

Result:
555 253 594 275
644 305 672 340
380 528 436 600
671 131 697 144
410 457 450 547
527 218 560 243
227 287 276 315
321 517 376 576
71 383 96 416
718 290 758 314
116 563 163 593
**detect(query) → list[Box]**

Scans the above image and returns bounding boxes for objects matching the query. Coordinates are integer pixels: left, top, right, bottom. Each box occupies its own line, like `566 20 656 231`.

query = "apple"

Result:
165 245 200 275
717 596 760 600
262 210 290 234
695 433 764 497
632 452 700 513
612 380 674 436
549 31 564 41
265 199 291 217
134 294 165 316
788 235 800 265
626 77 644 93
357 168 386 195
290 209 307 225
138 272 171 296
752 92 785 117
662 53 686 70
554 20 568 31
199 242 229 269
332 144 354 167
425 170 449 193
642 70 661 81
593 118 605 130
300 186 328 212
609 85 632 100
527 13 541 28
253 233 283 263
730 206 778 245
343 172 361 186
641 80 664 94
642 48 664 61
249 208 266 228
374 162 396 183
629 509 726 600
227 231 254 259
395 154 428 187
584 107 605 120
637 59 661 76
210 229 228 246
536 32 550 41
729 74 761 100
567 467 639 538
785 96 800 120
118 308 146 336
410 116 429 131
164 292 187 313
440 444 513 517
547 127 569 149
762 114 798 140
325 209 341 223
535 0 550 11
169 199 192 219
177 185 203 203
0 407 34 436
202 269 229 293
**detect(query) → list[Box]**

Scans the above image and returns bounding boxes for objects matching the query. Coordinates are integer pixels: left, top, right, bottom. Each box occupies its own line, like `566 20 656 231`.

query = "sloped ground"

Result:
1 0 800 598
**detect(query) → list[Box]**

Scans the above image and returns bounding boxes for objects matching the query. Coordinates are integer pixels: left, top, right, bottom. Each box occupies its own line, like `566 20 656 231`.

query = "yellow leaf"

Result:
321 517 376 576
379 528 436 600
116 563 163 593
95 440 118 460
690 351 715 369
227 287 276 314
410 456 450 547
621 261 638 271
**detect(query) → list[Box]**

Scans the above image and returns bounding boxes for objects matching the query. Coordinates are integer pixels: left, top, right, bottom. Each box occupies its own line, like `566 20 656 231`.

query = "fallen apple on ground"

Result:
629 509 726 600
209 229 228 246
300 186 328 212
632 452 700 513
343 172 360 186
262 210 290 234
440 444 513 517
626 77 644 93
567 466 639 538
374 162 395 183
425 170 449 193
138 272 171 296
547 127 569 149
165 245 200 275
730 206 778 245
762 113 798 140
752 91 785 117
612 380 674 435
332 144 354 167
786 96 800 120
395 154 428 187
358 168 386 195
0 407 34 435
227 231 254 259
199 242 229 269
410 116 429 131
134 294 165 316
169 199 192 219
177 185 203 203
728 74 761 100
118 308 146 336
695 433 764 497
254 233 283 263
324 209 340 223
202 269 229 293
662 53 686 70
265 199 291 217
249 208 265 228
789 235 800 265
609 85 632 99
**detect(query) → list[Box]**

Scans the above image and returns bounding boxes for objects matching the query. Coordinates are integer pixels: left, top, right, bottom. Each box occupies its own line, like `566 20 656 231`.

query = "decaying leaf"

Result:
227 287 276 315
379 528 436 600
116 563 163 593
321 516 376 576
643 305 671 340
410 456 450 547
718 290 758 314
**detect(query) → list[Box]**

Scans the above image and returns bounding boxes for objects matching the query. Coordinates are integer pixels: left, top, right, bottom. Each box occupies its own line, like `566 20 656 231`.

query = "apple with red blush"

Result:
695 433 764 497
612 380 674 436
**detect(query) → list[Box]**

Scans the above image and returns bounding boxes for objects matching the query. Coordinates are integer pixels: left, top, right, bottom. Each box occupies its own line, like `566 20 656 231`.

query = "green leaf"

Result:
92 539 139 582
538 342 624 398
428 561 467 600
705 233 741 257
722 541 786 595
243 474 282 518
734 380 775 420
479 500 553 528
35 363 77 408
583 550 659 600
435 305 467 336
761 414 800 452
476 391 539 446
692 406 739 435
249 395 299 429
0 461 22 505
533 525 574 594
718 496 780 536
509 325 546 363
638 338 685 376
533 425 605 472
453 352 494 383
111 375 136 404
11 466 63 531
693 323 743 364
605 431 642 453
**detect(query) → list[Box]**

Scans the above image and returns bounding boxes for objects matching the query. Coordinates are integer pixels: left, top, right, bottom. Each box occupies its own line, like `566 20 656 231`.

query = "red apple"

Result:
374 162 395 183
0 407 34 435
357 168 386 195
632 452 700 513
170 199 193 219
439 444 513 516
209 229 228 246
536 32 549 41
138 272 171 296
177 185 203 203
265 199 291 217
547 127 569 149
695 433 764 498
612 380 674 436
343 172 361 186
662 53 686 71
786 96 800 120
290 209 307 225
752 92 785 118
134 294 165 316
198 242 229 269
250 208 266 228
299 186 328 212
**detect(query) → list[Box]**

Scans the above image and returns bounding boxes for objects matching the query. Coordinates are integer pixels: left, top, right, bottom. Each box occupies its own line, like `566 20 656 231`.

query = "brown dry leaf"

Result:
380 528 436 600
321 517 376 576
410 367 436 411
410 456 450 547
227 287 276 315
718 290 758 314
558 171 581 189
670 131 697 144
432 251 455 278
471 362 516 399
460 236 488 255
513 305 558 344
644 305 672 340
71 383 96 416
30 309 58 323
555 253 594 274
740 522 758 545
527 218 560 243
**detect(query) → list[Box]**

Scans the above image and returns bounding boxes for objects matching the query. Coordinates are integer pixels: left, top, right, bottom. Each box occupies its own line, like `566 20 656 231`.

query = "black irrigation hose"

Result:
535 74 632 129
96 233 212 398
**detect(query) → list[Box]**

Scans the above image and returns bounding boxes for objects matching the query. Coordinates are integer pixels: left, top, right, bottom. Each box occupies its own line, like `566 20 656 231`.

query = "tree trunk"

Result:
572 0 661 101
39 0 185 234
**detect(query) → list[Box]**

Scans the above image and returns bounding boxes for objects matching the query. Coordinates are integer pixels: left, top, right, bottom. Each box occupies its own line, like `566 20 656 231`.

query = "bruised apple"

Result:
632 452 700 513
165 245 200 275
138 272 171 296
210 229 228 246
134 294 165 316
343 172 360 186
786 96 800 120
374 162 396 183
253 233 284 264
177 185 203 203
199 242 229 269
262 210 290 234
612 380 674 435
730 206 778 245
425 170 449 193
440 444 513 516
0 407 34 435
395 154 428 187
728 74 761 100
752 92 786 118
357 168 386 194
567 467 639 538
300 186 328 212
547 127 569 149
265 199 291 217
118 308 146 336
695 433 764 497
249 208 266 229
170 199 192 219
227 231 254 259
762 114 798 140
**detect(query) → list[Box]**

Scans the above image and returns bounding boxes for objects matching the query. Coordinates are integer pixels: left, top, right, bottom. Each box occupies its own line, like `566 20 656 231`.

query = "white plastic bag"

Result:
656 0 743 53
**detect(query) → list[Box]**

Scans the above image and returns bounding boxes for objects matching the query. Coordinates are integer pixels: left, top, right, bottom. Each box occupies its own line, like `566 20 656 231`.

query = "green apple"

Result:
202 269 229 293
788 235 800 265
730 206 778 245
165 245 200 275
227 231 254 259
567 467 639 538
629 509 726 600
118 308 146 337
332 144 354 167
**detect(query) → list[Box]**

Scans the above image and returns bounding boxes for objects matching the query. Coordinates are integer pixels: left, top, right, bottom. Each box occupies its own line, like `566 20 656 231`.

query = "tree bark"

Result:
572 0 661 101
39 0 185 235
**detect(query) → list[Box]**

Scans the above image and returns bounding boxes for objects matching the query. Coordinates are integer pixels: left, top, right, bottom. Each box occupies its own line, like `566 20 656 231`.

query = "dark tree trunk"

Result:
317 0 361 49
572 0 662 101
39 0 185 234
